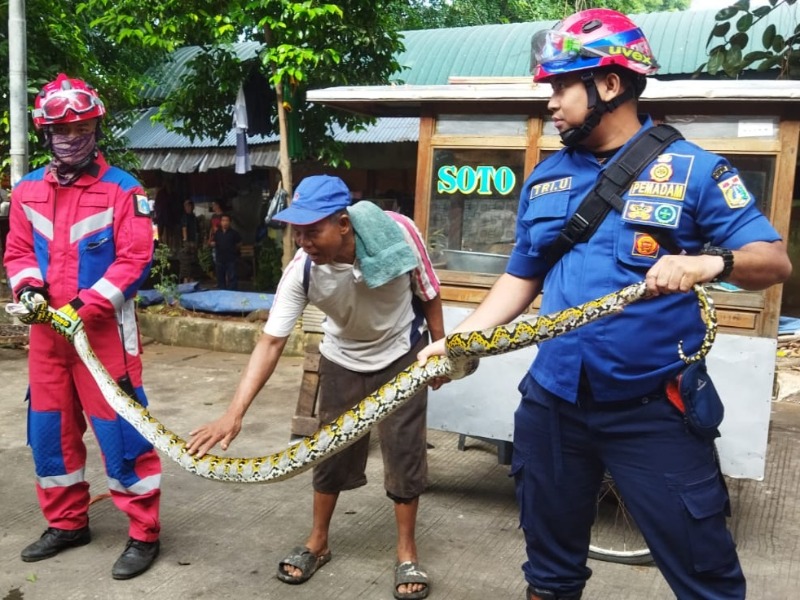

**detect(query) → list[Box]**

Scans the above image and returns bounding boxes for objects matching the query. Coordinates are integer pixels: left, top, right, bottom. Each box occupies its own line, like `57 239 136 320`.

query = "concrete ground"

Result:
2 333 800 600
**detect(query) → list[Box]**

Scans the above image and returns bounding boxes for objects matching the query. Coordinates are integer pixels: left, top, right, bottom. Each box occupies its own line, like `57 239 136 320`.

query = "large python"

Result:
6 281 716 483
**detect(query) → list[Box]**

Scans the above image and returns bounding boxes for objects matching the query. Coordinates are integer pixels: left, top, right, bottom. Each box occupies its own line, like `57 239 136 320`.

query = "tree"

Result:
0 0 167 177
699 0 798 78
81 0 405 262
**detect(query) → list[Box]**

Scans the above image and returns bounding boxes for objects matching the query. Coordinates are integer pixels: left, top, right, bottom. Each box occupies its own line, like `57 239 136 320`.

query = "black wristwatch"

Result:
702 246 734 281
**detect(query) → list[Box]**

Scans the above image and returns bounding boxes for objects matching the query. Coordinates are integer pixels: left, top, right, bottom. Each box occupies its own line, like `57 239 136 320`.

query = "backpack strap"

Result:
544 124 684 269
302 254 312 296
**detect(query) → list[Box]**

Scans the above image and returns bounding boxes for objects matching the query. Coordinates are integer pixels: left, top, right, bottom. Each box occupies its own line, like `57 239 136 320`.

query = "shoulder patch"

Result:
717 175 751 209
134 194 152 217
711 164 731 181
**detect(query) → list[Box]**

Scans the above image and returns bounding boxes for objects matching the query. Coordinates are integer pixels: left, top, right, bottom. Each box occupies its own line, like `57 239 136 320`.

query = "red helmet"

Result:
531 9 659 83
32 74 106 129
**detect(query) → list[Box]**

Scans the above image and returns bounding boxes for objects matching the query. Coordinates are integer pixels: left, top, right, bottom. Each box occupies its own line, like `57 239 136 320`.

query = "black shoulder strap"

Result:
544 124 684 269
302 254 312 295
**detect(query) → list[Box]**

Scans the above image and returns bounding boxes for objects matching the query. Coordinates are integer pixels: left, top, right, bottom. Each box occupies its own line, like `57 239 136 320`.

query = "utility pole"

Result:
8 0 28 187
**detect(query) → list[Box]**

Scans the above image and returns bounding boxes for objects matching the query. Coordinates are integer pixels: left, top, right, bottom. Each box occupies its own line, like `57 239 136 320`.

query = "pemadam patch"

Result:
134 194 151 217
717 175 751 209
632 232 660 258
627 153 694 202
621 199 682 229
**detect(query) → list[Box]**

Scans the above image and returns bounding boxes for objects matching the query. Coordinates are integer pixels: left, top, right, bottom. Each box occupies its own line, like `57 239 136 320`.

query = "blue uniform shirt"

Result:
506 117 781 403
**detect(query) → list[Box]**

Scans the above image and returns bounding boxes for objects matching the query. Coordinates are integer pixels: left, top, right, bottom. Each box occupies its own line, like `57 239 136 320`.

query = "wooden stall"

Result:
308 78 800 479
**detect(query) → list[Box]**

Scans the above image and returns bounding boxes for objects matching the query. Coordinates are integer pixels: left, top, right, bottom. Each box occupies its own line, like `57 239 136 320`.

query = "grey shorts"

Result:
312 335 429 499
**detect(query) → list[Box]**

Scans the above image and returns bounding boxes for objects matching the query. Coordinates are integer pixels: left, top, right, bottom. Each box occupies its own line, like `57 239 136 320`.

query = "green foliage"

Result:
253 236 283 292
0 0 167 180
150 243 180 304
699 0 798 79
77 0 404 165
197 244 214 275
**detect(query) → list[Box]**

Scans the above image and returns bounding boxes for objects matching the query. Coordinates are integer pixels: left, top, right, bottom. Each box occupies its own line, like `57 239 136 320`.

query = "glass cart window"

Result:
435 114 528 136
428 148 525 275
665 116 779 140
721 154 775 216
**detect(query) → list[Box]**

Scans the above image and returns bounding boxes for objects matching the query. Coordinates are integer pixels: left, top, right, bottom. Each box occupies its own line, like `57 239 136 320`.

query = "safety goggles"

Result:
35 89 104 121
530 30 606 70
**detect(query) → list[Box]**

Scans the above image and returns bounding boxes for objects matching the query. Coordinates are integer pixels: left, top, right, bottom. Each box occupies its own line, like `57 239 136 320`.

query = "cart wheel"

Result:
588 473 654 565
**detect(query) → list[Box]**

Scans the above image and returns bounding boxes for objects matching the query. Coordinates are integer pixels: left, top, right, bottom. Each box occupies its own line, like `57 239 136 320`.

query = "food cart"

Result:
307 78 800 480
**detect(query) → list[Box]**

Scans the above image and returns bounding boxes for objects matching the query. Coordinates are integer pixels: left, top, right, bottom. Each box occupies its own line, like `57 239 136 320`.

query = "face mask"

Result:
50 131 97 166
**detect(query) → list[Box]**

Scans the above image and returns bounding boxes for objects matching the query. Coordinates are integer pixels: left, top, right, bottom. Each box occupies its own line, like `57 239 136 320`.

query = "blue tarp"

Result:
137 284 274 314
779 316 800 336
179 290 274 313
136 282 201 307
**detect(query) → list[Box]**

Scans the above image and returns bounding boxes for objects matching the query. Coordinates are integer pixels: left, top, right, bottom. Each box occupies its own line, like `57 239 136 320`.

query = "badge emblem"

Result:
650 162 673 183
717 175 751 209
632 232 660 258
622 199 681 229
134 194 151 217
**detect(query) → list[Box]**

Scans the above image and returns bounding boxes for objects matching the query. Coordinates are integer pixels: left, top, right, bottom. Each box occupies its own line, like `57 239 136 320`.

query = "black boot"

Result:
21 526 91 562
527 586 583 600
112 538 160 580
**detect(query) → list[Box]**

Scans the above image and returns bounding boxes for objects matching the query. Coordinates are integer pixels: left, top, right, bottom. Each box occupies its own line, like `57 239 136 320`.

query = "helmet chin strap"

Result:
559 71 635 147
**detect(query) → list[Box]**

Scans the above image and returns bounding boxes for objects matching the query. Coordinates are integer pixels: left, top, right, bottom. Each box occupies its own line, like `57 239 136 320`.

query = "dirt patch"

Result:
139 305 268 323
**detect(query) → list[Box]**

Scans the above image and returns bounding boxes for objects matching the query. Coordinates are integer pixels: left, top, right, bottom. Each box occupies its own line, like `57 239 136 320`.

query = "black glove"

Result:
17 285 50 325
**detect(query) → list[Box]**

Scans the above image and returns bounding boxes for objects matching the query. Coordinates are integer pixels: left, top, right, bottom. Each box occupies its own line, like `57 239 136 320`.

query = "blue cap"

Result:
272 175 352 225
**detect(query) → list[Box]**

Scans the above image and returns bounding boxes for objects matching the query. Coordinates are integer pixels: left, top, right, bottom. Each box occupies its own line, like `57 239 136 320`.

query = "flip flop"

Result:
276 545 332 584
394 560 430 600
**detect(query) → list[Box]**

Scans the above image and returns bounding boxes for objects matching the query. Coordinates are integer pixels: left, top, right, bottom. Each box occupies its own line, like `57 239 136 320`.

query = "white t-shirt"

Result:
263 213 440 372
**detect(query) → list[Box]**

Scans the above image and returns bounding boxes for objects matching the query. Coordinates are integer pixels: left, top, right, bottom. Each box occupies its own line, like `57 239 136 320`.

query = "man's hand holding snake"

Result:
50 299 84 341
645 254 725 296
16 286 51 325
186 411 244 458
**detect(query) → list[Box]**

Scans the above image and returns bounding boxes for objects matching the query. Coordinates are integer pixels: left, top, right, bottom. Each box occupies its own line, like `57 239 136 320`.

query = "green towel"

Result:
347 201 417 289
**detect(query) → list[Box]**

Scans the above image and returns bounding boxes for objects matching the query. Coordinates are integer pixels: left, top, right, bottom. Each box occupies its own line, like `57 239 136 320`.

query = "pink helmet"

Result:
531 8 659 83
32 74 106 129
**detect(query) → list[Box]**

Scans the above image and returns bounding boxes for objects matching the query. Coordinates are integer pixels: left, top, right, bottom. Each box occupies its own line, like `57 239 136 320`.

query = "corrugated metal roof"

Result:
135 146 280 173
129 4 796 165
329 117 419 143
140 5 796 100
123 108 418 172
124 107 278 149
140 42 263 101
394 4 798 84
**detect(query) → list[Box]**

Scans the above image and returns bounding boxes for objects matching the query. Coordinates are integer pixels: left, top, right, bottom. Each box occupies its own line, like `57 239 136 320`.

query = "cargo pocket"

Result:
520 192 571 255
672 470 736 573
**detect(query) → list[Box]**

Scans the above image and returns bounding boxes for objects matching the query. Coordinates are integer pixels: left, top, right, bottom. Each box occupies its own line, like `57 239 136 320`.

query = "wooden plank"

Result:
717 310 757 330
709 290 765 310
291 415 321 438
303 352 320 371
414 113 436 241
428 134 528 148
761 120 800 338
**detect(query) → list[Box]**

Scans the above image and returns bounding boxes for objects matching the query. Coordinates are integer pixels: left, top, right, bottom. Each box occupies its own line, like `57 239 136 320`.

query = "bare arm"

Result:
417 273 543 364
646 240 792 295
420 294 445 342
186 332 288 456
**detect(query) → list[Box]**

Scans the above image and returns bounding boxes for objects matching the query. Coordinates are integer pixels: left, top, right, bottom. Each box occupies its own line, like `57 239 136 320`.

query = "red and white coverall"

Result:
3 154 161 542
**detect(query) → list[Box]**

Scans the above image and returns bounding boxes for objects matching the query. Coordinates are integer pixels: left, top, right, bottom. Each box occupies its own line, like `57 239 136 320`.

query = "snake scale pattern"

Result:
7 281 716 483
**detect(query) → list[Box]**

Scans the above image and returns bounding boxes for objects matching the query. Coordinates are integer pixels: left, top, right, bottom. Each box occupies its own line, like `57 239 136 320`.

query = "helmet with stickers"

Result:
32 74 106 130
531 8 659 82
530 9 659 147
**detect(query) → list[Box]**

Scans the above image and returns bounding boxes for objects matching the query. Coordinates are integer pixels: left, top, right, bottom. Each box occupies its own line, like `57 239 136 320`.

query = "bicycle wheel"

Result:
588 473 654 565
